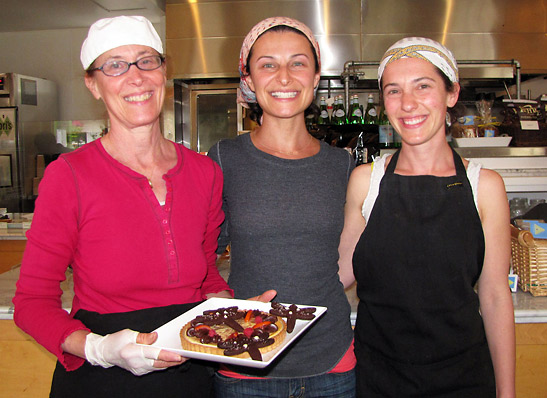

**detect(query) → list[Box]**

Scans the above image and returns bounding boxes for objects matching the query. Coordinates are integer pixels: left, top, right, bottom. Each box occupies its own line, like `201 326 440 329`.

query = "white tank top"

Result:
362 154 482 222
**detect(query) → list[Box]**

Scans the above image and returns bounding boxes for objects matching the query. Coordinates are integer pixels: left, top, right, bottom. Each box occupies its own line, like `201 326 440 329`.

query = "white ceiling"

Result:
0 0 165 32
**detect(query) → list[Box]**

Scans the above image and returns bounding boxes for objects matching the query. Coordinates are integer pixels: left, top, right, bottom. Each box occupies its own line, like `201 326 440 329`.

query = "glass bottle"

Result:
335 95 347 125
331 96 339 125
318 96 330 125
354 131 366 165
349 94 363 124
378 106 393 148
363 94 378 125
393 128 402 148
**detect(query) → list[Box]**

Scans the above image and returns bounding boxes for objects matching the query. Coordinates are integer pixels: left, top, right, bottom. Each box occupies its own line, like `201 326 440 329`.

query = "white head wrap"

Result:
378 37 458 87
80 15 163 70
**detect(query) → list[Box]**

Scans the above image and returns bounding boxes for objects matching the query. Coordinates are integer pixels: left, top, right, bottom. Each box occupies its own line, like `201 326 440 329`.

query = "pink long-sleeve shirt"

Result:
13 139 232 370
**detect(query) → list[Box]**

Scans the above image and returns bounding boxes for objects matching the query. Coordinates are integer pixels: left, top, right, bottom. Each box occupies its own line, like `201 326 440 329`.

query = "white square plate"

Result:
452 136 512 147
142 298 327 369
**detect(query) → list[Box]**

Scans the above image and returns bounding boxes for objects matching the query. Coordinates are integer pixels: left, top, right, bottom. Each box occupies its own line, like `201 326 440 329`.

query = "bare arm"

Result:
338 164 372 288
476 168 516 398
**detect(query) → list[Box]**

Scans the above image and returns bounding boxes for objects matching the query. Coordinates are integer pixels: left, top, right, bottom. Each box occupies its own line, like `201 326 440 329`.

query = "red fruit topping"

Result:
244 328 254 338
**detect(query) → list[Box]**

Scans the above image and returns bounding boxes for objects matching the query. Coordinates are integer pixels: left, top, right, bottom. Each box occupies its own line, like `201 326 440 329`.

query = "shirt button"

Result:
170 251 176 256
162 219 168 225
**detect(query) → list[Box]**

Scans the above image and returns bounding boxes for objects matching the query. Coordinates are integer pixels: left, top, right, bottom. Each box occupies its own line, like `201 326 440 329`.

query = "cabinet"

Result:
515 323 547 397
0 239 26 274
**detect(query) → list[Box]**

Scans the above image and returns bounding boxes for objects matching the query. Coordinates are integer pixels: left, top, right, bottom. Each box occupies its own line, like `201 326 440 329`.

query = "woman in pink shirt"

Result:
12 15 254 398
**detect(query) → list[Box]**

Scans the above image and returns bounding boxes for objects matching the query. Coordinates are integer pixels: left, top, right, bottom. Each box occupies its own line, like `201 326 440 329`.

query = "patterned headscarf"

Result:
238 16 321 105
378 37 459 87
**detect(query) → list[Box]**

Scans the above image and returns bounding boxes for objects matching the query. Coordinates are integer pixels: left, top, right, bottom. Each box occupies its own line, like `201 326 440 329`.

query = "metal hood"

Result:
166 0 547 79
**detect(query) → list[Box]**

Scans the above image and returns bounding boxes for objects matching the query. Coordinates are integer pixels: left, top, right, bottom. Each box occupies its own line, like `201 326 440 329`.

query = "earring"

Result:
445 112 452 127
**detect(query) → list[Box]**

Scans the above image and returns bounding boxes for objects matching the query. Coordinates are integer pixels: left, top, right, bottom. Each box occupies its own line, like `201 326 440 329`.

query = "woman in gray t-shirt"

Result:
208 16 356 398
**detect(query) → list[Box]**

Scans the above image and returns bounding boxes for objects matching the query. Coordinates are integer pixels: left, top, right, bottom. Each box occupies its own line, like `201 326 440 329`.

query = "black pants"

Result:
50 303 215 398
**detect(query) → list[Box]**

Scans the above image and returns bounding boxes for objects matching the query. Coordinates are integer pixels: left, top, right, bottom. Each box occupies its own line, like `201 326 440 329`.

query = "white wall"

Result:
0 20 165 122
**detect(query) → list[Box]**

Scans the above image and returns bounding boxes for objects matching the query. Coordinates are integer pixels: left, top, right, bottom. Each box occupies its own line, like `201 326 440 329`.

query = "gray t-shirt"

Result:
208 133 354 377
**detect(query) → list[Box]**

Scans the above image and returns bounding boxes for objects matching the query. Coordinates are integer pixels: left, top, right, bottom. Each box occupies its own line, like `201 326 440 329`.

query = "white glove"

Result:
84 329 163 376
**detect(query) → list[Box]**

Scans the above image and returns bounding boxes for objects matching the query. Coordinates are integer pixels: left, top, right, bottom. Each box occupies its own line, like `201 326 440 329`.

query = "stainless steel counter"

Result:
0 228 28 240
2 264 546 324
381 147 547 158
454 147 547 158
0 213 32 240
0 266 74 320
381 146 547 192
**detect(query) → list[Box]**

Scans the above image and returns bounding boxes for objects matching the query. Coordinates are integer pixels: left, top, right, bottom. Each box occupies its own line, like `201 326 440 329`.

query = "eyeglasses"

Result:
90 55 165 77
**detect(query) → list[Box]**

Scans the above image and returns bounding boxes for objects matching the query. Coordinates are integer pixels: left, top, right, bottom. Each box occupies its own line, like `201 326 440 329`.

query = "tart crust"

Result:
180 310 286 359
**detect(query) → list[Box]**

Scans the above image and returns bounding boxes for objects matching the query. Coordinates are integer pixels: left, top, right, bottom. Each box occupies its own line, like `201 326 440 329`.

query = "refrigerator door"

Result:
174 82 254 153
0 73 59 211
0 107 21 212
193 88 239 153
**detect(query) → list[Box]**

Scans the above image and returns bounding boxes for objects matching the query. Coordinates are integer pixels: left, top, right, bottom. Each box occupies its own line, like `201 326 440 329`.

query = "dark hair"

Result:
435 67 456 93
435 67 459 135
245 25 320 125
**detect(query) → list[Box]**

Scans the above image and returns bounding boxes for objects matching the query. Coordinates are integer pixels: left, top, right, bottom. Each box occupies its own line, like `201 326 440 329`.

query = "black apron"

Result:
50 303 214 398
353 149 495 397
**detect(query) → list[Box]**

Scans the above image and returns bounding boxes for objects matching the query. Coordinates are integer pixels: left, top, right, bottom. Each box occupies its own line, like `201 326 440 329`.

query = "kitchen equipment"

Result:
173 82 252 152
0 73 58 212
452 137 512 148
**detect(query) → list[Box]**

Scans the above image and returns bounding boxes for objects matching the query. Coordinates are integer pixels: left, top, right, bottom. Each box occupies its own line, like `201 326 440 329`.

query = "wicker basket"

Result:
510 225 547 296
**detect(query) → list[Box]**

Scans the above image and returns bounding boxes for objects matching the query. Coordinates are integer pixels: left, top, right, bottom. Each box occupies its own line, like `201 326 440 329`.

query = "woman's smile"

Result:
124 91 154 103
270 90 298 99
400 115 428 127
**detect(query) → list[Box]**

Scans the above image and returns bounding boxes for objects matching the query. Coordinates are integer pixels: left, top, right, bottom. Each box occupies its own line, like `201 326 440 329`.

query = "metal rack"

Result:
340 59 522 113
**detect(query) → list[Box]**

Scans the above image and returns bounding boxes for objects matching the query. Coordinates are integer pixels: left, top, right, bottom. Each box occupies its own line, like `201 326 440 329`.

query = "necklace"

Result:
146 165 157 189
253 132 314 156
101 136 159 189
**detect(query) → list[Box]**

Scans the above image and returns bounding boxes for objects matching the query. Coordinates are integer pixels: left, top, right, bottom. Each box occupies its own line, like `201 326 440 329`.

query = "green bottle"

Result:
363 94 378 125
335 95 347 125
393 128 402 148
330 96 339 125
318 96 329 125
349 95 364 124
378 107 394 148
338 96 348 125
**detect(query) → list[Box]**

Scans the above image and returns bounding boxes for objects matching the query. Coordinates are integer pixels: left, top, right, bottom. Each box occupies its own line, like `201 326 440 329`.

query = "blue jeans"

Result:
214 369 356 398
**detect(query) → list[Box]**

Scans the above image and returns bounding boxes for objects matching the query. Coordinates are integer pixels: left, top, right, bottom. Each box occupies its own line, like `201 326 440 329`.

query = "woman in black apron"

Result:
338 37 515 397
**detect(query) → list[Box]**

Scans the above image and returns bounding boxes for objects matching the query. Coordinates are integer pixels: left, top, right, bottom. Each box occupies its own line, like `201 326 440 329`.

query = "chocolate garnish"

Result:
186 305 280 361
218 331 274 361
269 302 316 333
193 306 245 332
